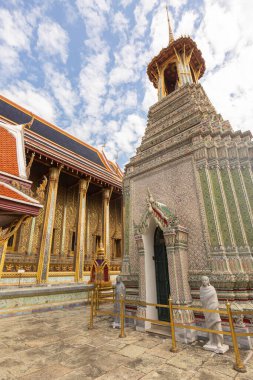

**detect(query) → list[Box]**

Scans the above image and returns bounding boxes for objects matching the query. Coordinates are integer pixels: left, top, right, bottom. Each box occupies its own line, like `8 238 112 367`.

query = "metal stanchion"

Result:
226 302 246 373
96 286 99 311
119 294 126 338
169 297 178 352
93 286 98 316
89 290 94 329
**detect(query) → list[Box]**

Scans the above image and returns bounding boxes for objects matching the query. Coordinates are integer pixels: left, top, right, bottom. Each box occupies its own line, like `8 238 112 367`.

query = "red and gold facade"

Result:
0 95 123 285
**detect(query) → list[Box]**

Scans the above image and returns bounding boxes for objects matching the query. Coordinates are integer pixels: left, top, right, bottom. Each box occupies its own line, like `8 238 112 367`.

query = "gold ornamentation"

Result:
36 175 48 203
26 152 35 178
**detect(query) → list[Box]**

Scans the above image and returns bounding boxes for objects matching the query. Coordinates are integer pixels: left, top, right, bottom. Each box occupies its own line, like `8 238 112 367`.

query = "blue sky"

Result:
0 0 253 169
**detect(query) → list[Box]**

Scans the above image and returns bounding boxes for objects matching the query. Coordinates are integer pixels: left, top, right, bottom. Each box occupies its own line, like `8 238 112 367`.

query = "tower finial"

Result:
166 4 174 45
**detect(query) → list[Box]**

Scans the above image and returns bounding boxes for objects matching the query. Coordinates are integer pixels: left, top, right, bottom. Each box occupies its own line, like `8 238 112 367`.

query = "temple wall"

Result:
2 170 122 280
123 83 253 307
126 156 208 275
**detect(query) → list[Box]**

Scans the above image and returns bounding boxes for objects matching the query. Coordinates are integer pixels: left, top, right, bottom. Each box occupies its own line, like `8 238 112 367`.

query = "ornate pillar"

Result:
102 187 112 260
0 241 8 278
37 166 61 284
164 225 196 342
121 184 130 275
75 178 90 282
135 234 146 330
163 228 179 300
27 217 36 255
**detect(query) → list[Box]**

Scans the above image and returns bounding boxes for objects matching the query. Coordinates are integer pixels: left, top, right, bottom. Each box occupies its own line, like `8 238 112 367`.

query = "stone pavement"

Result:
0 306 252 380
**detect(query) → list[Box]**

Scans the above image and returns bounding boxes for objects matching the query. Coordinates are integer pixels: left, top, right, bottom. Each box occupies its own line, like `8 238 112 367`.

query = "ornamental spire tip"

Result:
166 4 174 45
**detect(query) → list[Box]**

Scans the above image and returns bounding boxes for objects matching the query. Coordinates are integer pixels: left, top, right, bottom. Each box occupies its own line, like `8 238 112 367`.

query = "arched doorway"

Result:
154 227 170 321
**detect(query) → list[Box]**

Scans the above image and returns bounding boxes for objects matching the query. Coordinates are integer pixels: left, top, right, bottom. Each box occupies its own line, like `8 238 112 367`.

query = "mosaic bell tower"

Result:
122 9 253 340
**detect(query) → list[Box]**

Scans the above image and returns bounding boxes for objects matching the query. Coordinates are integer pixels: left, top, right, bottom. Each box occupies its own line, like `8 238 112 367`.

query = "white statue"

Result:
200 276 229 354
113 276 126 328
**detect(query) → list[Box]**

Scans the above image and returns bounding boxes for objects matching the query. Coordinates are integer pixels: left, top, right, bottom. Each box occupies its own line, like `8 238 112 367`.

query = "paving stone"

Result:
0 307 249 380
190 368 235 380
18 364 73 380
125 352 166 374
118 343 147 358
202 353 238 378
60 364 104 380
95 365 144 379
148 342 176 360
140 363 195 379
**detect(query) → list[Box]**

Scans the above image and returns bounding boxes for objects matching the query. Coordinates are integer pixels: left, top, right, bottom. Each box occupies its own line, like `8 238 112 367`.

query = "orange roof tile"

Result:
0 126 19 176
0 184 36 204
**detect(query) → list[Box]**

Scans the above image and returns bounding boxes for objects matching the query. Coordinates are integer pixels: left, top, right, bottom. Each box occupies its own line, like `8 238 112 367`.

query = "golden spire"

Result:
166 4 174 45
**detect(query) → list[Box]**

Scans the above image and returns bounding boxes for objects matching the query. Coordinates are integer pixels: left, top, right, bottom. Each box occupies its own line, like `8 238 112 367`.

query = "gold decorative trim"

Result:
49 272 75 277
1 272 36 278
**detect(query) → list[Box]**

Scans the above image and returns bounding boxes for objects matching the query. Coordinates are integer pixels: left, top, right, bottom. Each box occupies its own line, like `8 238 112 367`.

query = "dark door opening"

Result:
164 62 179 95
154 227 170 321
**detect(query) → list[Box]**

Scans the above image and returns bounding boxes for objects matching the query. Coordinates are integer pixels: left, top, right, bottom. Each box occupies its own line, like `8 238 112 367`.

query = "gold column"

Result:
0 241 8 278
120 196 124 259
37 166 61 284
27 217 36 255
102 187 113 260
75 178 90 282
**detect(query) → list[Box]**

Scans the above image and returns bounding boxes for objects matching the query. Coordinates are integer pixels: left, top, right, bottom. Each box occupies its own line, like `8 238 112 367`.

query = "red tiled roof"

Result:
0 184 36 204
0 126 19 176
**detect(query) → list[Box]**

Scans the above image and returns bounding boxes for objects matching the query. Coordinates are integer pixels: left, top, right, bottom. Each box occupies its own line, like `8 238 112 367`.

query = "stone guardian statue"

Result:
113 276 126 328
200 276 229 354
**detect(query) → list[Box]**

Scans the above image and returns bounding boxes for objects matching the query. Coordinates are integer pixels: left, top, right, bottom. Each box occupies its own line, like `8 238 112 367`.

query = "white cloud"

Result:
0 80 57 123
79 51 109 117
176 10 198 37
170 0 188 12
109 66 136 86
0 44 22 76
150 4 170 55
104 113 146 161
0 8 32 51
120 0 132 7
133 0 159 39
0 6 41 79
37 20 69 63
142 78 157 112
113 11 129 34
203 43 253 133
104 90 137 116
76 0 110 37
43 64 79 118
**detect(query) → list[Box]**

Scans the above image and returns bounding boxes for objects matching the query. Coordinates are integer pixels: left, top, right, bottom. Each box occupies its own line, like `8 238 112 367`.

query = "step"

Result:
146 322 171 337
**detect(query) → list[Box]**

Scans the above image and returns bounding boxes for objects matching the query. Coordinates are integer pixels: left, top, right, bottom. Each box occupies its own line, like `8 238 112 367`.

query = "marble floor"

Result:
0 306 252 380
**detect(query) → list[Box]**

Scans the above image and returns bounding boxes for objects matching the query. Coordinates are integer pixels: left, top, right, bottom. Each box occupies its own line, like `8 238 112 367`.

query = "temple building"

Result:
0 95 123 287
122 14 253 340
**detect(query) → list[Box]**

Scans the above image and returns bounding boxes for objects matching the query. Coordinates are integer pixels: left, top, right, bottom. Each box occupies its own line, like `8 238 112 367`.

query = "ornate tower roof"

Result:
147 7 206 100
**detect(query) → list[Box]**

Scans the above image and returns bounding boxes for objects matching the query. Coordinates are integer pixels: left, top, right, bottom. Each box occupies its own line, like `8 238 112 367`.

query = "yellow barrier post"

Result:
119 294 126 338
96 286 99 310
169 297 178 352
88 290 94 329
226 302 246 373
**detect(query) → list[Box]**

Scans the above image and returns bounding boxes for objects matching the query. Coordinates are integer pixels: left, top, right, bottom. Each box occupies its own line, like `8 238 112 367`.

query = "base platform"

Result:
0 283 93 317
